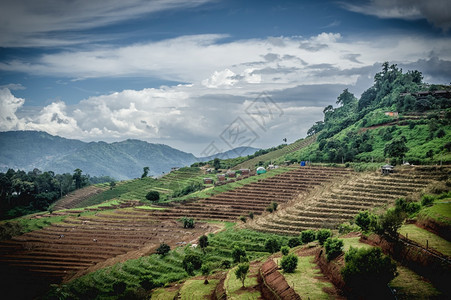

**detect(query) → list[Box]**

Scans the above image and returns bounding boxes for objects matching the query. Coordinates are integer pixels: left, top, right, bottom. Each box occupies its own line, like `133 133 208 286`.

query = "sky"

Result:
0 0 450 157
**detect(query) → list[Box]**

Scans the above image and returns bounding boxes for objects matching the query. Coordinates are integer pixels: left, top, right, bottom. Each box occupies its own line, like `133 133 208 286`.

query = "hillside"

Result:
0 131 198 180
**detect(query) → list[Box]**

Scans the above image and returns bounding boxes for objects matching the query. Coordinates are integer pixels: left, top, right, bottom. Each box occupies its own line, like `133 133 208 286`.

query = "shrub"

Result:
199 235 209 253
338 222 360 234
139 275 155 290
288 237 301 248
221 260 231 269
182 253 202 273
354 211 376 232
265 238 280 254
201 265 210 276
280 246 290 256
316 229 332 245
281 254 298 273
155 243 170 256
342 247 397 297
145 191 160 201
421 194 435 206
378 208 405 238
324 238 343 261
232 246 247 263
266 206 273 213
248 212 254 219
271 202 278 211
300 230 316 244
239 216 247 223
182 217 195 228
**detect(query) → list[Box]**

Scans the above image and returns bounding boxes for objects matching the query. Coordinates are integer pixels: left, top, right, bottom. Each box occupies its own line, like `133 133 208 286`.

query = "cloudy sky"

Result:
0 0 450 156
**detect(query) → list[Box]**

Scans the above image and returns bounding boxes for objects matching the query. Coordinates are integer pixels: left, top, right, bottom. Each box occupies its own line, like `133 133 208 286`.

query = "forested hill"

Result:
0 131 198 180
282 63 451 166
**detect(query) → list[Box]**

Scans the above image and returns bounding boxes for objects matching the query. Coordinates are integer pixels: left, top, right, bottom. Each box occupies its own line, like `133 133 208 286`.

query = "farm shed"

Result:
226 171 236 178
381 164 394 175
256 167 267 175
240 169 250 175
217 174 226 181
203 178 214 184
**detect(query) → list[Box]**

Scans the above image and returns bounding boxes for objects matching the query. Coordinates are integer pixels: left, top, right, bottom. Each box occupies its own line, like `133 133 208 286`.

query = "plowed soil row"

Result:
250 166 450 235
149 167 351 221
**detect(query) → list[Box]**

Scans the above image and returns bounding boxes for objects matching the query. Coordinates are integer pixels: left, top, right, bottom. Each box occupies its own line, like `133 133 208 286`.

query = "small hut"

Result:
240 169 250 175
381 164 394 175
217 174 226 181
226 171 236 178
203 178 214 184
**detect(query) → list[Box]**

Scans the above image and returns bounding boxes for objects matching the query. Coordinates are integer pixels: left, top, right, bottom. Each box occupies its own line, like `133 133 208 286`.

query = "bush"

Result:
421 194 435 206
235 263 250 288
182 253 202 273
221 260 231 269
248 212 254 219
201 265 210 276
324 238 344 261
354 211 376 232
182 217 195 228
378 208 405 238
288 237 301 248
139 275 155 290
271 202 278 211
266 206 273 213
338 222 360 234
145 191 160 201
342 247 397 297
199 235 209 253
281 254 298 273
155 243 170 256
281 246 290 256
316 229 332 245
300 230 316 244
265 238 280 254
239 216 247 223
232 245 247 263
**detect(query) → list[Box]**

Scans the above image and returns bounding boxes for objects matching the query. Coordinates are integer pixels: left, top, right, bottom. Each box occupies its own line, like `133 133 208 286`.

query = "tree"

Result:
265 238 280 254
354 211 376 232
199 235 209 253
336 89 356 106
109 181 116 190
316 229 332 245
156 243 170 256
341 247 397 297
232 245 247 263
183 253 202 273
300 229 316 244
288 237 301 248
280 246 290 256
324 238 344 261
73 169 83 189
213 158 221 171
384 138 408 162
182 217 195 228
378 208 405 238
280 254 298 273
235 263 250 288
146 191 160 201
141 167 149 178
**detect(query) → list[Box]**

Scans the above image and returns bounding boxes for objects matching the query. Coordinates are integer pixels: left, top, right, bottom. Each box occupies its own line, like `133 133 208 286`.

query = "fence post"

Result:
426 240 428 249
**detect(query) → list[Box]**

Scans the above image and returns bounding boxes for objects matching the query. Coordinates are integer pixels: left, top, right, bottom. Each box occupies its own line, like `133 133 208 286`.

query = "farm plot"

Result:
0 208 219 299
249 166 450 235
234 135 316 170
149 166 351 222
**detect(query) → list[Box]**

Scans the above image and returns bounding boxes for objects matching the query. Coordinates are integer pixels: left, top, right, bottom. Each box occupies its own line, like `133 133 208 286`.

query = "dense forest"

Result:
0 168 96 219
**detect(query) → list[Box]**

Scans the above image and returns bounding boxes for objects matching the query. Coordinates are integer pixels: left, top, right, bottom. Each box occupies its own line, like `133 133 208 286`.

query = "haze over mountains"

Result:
0 131 259 180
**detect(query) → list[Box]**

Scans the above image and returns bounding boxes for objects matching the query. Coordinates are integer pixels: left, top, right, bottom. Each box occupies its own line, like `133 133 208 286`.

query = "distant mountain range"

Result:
0 131 259 180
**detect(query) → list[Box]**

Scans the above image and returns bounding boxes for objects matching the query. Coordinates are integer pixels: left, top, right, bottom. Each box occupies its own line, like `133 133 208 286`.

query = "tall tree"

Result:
141 166 150 178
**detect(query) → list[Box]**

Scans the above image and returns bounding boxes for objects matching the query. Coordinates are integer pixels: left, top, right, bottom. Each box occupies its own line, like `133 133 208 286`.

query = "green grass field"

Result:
400 224 451 256
389 265 442 299
224 266 260 300
275 255 333 300
179 279 219 300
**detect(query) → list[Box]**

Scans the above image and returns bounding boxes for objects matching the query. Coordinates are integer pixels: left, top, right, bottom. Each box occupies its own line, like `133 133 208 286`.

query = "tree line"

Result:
0 168 92 219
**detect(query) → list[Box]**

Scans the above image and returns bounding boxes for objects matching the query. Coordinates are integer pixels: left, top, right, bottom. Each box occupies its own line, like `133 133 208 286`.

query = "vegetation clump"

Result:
235 263 250 288
300 229 316 244
145 190 160 201
156 243 170 256
181 217 195 228
324 237 344 261
316 229 332 245
281 254 298 273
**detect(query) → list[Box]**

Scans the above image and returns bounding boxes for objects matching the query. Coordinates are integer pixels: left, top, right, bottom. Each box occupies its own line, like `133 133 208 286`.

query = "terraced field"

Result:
0 209 218 298
149 166 351 221
249 166 450 235
233 135 316 170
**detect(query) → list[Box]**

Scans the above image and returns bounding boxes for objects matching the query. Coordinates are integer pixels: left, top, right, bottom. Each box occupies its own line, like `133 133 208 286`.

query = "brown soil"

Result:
52 185 108 210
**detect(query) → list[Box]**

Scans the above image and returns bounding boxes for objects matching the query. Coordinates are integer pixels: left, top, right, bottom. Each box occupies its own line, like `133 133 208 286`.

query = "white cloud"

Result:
0 88 25 130
341 0 451 31
202 69 238 88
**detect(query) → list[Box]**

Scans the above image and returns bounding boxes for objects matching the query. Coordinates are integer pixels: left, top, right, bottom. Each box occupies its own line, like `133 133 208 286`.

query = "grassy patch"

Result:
278 255 333 300
341 237 373 252
179 279 218 300
389 265 442 299
418 200 451 225
224 267 260 300
400 224 451 256
150 287 179 299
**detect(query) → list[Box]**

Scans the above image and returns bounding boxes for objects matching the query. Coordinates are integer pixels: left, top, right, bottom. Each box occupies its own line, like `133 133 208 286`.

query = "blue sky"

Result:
0 0 450 155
